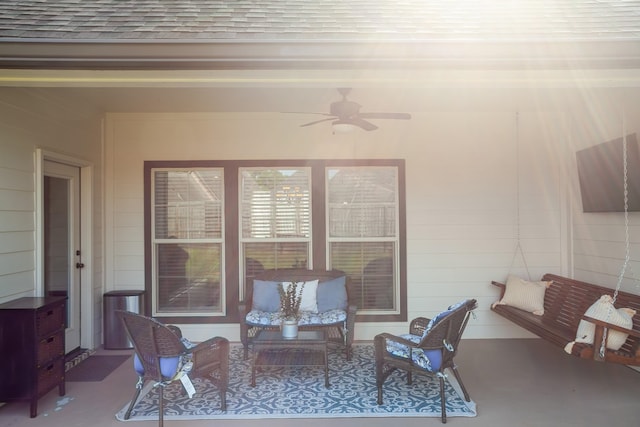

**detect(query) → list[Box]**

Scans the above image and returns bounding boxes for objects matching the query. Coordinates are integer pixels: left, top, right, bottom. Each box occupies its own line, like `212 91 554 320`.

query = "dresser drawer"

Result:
37 332 64 366
36 358 64 397
36 302 65 337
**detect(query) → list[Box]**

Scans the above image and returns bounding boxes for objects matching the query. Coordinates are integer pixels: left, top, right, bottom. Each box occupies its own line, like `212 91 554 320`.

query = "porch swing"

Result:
491 113 640 366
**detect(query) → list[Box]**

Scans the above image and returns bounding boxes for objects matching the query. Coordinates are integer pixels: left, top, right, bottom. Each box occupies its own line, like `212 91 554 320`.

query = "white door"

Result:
43 160 82 353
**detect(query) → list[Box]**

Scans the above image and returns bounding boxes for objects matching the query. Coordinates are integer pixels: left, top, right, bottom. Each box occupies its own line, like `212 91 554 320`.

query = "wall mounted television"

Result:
576 133 640 212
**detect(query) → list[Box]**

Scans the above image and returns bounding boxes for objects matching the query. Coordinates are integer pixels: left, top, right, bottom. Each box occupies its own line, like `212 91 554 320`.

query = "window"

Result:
240 167 312 289
151 168 224 317
145 159 405 323
327 166 401 315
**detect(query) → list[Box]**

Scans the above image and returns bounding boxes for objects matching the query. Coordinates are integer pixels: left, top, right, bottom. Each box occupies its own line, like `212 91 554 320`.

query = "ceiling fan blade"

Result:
300 117 336 127
358 112 412 120
283 111 332 116
349 117 378 131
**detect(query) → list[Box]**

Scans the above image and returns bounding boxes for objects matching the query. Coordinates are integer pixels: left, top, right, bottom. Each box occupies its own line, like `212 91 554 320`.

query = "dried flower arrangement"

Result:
278 281 306 321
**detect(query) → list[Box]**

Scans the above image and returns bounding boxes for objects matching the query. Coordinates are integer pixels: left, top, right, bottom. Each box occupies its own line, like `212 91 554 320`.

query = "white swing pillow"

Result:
492 275 551 316
573 295 635 351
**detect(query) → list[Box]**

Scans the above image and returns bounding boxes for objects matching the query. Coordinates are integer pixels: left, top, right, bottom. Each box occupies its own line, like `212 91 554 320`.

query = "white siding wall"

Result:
0 88 103 347
6 96 637 347
0 136 36 301
2 87 639 348
105 110 569 341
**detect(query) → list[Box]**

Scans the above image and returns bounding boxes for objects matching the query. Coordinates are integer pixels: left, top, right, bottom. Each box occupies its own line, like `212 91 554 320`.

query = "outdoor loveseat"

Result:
238 268 356 360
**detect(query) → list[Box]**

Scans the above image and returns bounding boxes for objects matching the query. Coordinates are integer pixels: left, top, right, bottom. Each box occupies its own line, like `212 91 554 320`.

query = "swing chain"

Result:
599 128 631 359
508 112 531 281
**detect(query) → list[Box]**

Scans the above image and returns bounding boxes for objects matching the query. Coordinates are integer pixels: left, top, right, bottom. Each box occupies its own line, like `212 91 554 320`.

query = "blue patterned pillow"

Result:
316 276 348 312
252 280 281 312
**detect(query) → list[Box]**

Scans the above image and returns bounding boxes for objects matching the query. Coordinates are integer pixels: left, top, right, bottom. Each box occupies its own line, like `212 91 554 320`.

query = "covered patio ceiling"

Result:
1 67 640 120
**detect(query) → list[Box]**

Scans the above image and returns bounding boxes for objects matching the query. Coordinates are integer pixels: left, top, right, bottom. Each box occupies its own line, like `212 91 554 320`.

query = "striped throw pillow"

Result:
493 275 550 316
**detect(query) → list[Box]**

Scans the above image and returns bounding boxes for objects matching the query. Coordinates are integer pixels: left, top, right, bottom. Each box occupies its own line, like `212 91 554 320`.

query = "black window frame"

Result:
144 159 406 323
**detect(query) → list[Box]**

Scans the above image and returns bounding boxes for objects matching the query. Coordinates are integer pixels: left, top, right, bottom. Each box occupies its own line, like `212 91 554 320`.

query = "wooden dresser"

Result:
0 296 66 417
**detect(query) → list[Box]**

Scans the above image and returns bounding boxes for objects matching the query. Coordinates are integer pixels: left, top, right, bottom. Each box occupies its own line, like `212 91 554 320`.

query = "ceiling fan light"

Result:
332 120 358 133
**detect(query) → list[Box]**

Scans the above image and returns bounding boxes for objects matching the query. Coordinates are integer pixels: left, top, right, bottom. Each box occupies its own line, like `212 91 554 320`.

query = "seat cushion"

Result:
133 354 181 380
246 308 347 326
385 333 442 372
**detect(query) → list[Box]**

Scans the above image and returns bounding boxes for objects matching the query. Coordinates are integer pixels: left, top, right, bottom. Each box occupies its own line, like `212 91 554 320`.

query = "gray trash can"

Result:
103 290 145 349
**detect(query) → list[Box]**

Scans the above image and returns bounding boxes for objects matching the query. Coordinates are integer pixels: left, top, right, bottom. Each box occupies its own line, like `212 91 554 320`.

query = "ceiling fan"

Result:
292 88 411 132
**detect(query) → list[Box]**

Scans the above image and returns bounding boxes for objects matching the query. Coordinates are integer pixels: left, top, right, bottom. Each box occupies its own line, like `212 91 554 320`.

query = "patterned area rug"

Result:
116 344 476 420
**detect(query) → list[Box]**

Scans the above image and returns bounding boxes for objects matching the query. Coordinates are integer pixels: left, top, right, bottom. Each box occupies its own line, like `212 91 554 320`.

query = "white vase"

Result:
281 319 298 338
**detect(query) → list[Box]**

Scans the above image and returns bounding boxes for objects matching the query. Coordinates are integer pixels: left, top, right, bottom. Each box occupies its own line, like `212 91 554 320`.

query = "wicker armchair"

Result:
117 311 229 427
374 299 477 424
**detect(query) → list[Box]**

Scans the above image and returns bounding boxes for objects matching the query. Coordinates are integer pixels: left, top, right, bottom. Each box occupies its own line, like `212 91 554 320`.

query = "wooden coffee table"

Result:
251 330 329 387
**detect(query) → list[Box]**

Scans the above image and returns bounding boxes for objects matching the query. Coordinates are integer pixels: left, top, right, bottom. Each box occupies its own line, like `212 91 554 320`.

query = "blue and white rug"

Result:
116 344 476 420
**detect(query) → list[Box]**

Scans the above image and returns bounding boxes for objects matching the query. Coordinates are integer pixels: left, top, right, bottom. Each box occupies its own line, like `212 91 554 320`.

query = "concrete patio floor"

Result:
0 338 638 427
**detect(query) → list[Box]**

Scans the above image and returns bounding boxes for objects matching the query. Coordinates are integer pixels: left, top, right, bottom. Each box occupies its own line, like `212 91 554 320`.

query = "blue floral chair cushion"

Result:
132 336 197 379
421 300 468 339
385 333 442 372
133 354 182 379
245 308 347 326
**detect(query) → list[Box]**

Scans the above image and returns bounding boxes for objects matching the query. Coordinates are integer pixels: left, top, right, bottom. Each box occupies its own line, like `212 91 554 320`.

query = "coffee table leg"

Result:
324 346 329 387
251 349 257 387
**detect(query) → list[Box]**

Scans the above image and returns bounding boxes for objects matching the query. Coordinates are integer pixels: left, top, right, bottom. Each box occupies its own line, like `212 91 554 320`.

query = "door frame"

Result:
35 148 95 351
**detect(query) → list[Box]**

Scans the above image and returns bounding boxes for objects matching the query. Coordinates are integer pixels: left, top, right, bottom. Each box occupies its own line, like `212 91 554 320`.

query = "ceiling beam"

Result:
2 39 640 70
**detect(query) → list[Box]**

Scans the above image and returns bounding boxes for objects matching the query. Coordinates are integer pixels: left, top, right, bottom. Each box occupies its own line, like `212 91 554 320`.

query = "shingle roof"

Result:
0 0 639 41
